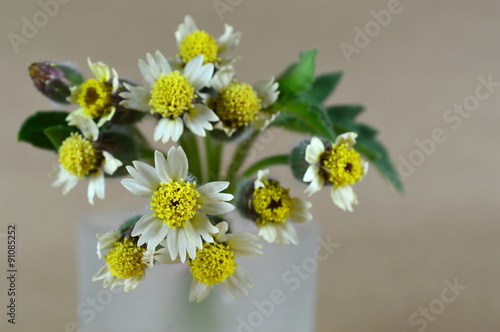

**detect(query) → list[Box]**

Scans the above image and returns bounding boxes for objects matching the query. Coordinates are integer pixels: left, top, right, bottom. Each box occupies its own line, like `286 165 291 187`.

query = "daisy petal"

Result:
306 137 325 164
253 77 279 108
175 15 197 45
189 279 211 303
167 229 180 262
88 58 110 81
170 117 185 143
258 223 277 243
288 198 313 223
335 132 358 148
72 114 99 141
141 219 167 250
183 104 218 137
155 50 171 74
121 179 155 197
102 151 122 175
197 181 230 196
90 170 105 201
210 66 234 91
153 118 169 142
129 161 160 189
184 220 203 250
217 24 241 56
184 55 214 91
131 212 157 237
331 185 358 212
120 83 151 111
139 57 156 86
166 146 189 182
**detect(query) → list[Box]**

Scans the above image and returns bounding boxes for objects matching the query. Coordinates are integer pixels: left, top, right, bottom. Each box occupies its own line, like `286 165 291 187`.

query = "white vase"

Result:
76 209 320 332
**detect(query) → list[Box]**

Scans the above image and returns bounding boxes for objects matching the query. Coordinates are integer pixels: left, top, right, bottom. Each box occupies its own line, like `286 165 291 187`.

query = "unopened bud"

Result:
29 61 83 104
290 139 312 182
235 177 259 222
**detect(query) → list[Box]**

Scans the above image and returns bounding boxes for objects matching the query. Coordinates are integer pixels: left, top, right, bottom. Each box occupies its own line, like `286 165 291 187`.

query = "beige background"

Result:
1 0 500 331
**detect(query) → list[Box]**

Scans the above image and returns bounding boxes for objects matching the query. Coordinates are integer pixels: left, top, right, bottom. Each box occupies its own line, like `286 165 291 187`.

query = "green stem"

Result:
225 131 259 191
209 139 223 182
204 137 213 182
132 126 155 161
241 154 290 178
179 133 203 182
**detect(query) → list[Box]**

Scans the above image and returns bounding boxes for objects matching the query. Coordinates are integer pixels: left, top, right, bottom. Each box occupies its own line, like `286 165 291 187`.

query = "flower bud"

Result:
29 61 83 104
290 139 311 182
235 177 260 222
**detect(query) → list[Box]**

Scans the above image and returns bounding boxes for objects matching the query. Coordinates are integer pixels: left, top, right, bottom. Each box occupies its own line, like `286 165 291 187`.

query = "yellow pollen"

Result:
150 179 200 229
59 133 101 177
321 143 364 188
77 78 112 118
252 180 293 225
189 242 236 285
179 30 219 64
150 72 195 119
105 238 146 279
215 82 261 129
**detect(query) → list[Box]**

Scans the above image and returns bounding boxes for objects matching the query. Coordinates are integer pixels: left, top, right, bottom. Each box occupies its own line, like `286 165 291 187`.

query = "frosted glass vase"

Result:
76 209 320 332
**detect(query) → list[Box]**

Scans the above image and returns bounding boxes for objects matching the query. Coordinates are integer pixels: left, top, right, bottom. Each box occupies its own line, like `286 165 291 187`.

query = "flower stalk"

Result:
18 13 403 302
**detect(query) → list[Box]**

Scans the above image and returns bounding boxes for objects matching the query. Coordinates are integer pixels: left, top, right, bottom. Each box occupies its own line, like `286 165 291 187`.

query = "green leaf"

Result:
118 215 142 233
96 124 154 176
325 104 402 191
326 104 365 123
18 111 70 151
44 125 75 150
355 137 404 192
272 112 315 134
297 72 343 105
284 101 335 141
326 104 377 139
277 49 317 95
356 123 378 139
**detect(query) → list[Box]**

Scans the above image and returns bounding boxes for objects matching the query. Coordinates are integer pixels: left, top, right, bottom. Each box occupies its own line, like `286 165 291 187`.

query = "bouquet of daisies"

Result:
19 15 402 303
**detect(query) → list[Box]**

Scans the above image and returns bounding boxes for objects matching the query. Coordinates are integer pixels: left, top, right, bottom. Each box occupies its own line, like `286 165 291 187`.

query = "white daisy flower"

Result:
67 58 119 127
209 67 280 136
175 15 241 67
250 169 312 245
120 51 218 143
156 221 262 302
92 231 156 292
52 114 123 205
303 133 369 212
121 147 235 262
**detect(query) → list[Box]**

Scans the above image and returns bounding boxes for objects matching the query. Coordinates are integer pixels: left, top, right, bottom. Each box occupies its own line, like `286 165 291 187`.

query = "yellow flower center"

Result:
59 133 101 177
179 30 219 64
150 72 195 119
150 179 200 229
215 82 261 129
105 238 146 279
321 143 364 188
77 78 112 118
252 180 293 225
189 242 236 285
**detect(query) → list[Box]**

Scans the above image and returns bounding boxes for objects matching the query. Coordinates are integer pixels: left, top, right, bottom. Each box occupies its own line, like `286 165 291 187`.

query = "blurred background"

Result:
1 0 499 331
